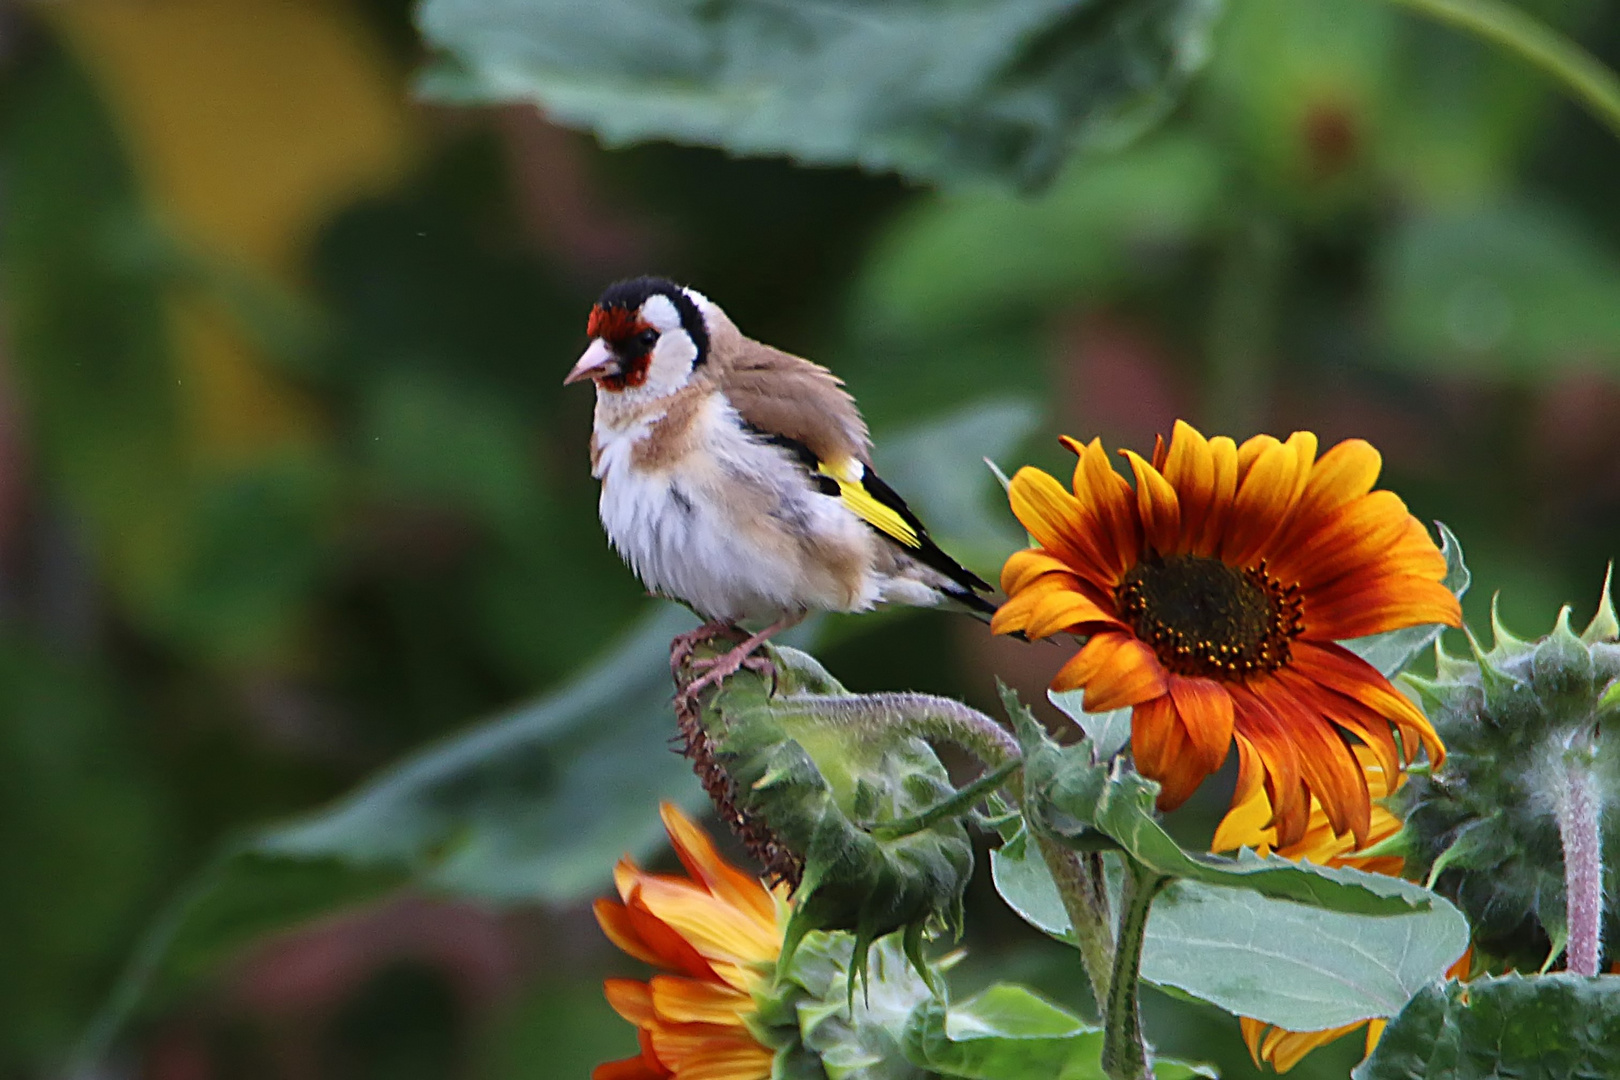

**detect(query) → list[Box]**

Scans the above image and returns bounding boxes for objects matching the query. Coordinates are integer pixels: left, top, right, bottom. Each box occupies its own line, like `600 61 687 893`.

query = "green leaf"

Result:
1047 692 1133 759
1018 722 1431 914
79 608 704 1058
259 607 702 900
1342 522 1470 678
992 829 1469 1030
1353 973 1620 1080
415 0 1226 189
903 984 1216 1079
783 934 936 1080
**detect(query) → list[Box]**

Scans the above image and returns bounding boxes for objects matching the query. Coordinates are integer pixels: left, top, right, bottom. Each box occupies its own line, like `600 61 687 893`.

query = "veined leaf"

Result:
992 827 1468 1030
1341 522 1469 679
415 0 1226 189
1010 698 1429 915
1354 973 1620 1080
903 983 1216 1079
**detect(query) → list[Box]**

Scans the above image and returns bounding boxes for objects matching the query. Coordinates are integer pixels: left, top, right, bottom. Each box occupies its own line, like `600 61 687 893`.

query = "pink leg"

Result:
676 612 803 708
669 620 742 678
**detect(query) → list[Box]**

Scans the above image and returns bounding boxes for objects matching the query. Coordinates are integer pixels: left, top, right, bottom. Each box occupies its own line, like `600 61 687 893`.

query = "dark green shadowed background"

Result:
1 0 1617 1077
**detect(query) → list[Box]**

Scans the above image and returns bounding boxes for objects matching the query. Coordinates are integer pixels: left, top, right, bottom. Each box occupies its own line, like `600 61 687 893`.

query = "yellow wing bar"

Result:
818 461 920 548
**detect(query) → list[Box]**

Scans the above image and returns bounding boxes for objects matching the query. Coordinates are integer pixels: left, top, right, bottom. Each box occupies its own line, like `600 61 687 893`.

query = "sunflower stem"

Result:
1555 743 1605 975
1103 860 1166 1080
777 691 1022 774
869 759 1023 840
1034 832 1116 1009
1381 0 1620 141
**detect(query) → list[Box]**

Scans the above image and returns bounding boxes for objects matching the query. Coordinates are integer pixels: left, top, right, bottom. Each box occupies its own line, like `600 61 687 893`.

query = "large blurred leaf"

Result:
1376 202 1620 375
1354 973 1620 1080
991 828 1467 1030
259 606 700 899
903 984 1216 1079
415 0 1226 189
856 133 1223 331
81 607 703 1059
1341 521 1469 679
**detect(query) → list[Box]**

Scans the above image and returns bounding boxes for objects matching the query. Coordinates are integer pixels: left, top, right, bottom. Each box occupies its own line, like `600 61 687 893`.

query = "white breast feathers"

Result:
593 393 881 623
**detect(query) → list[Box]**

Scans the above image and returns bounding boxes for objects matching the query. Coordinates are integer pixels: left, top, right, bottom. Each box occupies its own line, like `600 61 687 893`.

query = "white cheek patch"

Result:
643 328 698 395
640 293 682 333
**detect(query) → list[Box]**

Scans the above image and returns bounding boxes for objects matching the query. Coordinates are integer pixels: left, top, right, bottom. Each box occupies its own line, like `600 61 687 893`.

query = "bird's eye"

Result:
636 329 660 351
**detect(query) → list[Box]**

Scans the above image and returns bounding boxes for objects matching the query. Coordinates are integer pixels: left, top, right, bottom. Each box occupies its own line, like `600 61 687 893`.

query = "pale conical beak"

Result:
563 339 618 386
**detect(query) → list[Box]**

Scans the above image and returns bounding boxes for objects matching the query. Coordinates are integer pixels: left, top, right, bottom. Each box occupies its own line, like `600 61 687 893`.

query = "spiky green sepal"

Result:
1395 573 1620 969
676 643 973 994
755 932 945 1080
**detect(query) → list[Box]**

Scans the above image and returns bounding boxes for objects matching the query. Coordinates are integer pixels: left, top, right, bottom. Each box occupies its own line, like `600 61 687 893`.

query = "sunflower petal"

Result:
595 899 665 968
1306 575 1462 640
1227 683 1309 847
605 978 658 1026
1272 491 1415 590
633 878 781 967
1008 467 1118 585
1025 590 1125 639
1259 1020 1370 1073
1255 678 1372 845
1131 694 1205 810
1070 437 1142 577
1212 738 1278 855
1123 449 1181 556
1167 676 1235 774
1052 633 1169 711
659 803 778 926
1281 438 1382 545
1290 642 1445 765
592 1053 669 1080
1161 421 1215 554
1223 433 1315 567
1000 549 1078 594
649 976 755 1027
1193 436 1240 557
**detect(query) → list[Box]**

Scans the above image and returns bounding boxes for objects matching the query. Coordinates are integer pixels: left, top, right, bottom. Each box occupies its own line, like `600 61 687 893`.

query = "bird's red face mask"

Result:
564 304 659 391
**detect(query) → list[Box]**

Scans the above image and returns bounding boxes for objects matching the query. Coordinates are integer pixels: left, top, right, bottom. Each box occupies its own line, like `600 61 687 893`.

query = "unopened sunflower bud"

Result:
676 641 974 982
1398 574 1620 970
755 931 944 1080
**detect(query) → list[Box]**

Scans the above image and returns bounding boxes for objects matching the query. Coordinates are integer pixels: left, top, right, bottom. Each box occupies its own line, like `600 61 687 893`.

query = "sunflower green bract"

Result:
1398 576 1620 971
679 644 973 982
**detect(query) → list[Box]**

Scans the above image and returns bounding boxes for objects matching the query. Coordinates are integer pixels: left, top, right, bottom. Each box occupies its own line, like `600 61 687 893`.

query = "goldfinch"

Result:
564 276 994 699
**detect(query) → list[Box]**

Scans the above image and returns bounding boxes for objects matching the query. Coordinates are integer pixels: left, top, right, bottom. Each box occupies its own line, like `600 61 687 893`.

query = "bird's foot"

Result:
670 621 743 679
674 613 800 712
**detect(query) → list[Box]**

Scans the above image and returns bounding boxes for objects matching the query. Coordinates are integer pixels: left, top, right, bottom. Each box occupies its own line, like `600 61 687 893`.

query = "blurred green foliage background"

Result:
1 0 1618 1078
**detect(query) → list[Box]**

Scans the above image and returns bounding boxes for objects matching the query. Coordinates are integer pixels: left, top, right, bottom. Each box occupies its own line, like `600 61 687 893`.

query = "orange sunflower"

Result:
993 421 1460 846
593 803 788 1080
1215 746 1470 1072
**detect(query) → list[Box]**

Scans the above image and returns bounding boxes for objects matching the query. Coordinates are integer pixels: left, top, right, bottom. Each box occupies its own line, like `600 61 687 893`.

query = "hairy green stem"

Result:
1384 0 1620 139
1104 862 1167 1080
779 691 1022 773
1555 749 1605 975
869 758 1024 840
1034 832 1117 1008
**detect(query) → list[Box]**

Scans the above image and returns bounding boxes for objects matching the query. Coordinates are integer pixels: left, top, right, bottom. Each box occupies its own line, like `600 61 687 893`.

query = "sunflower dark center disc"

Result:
1116 554 1303 679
